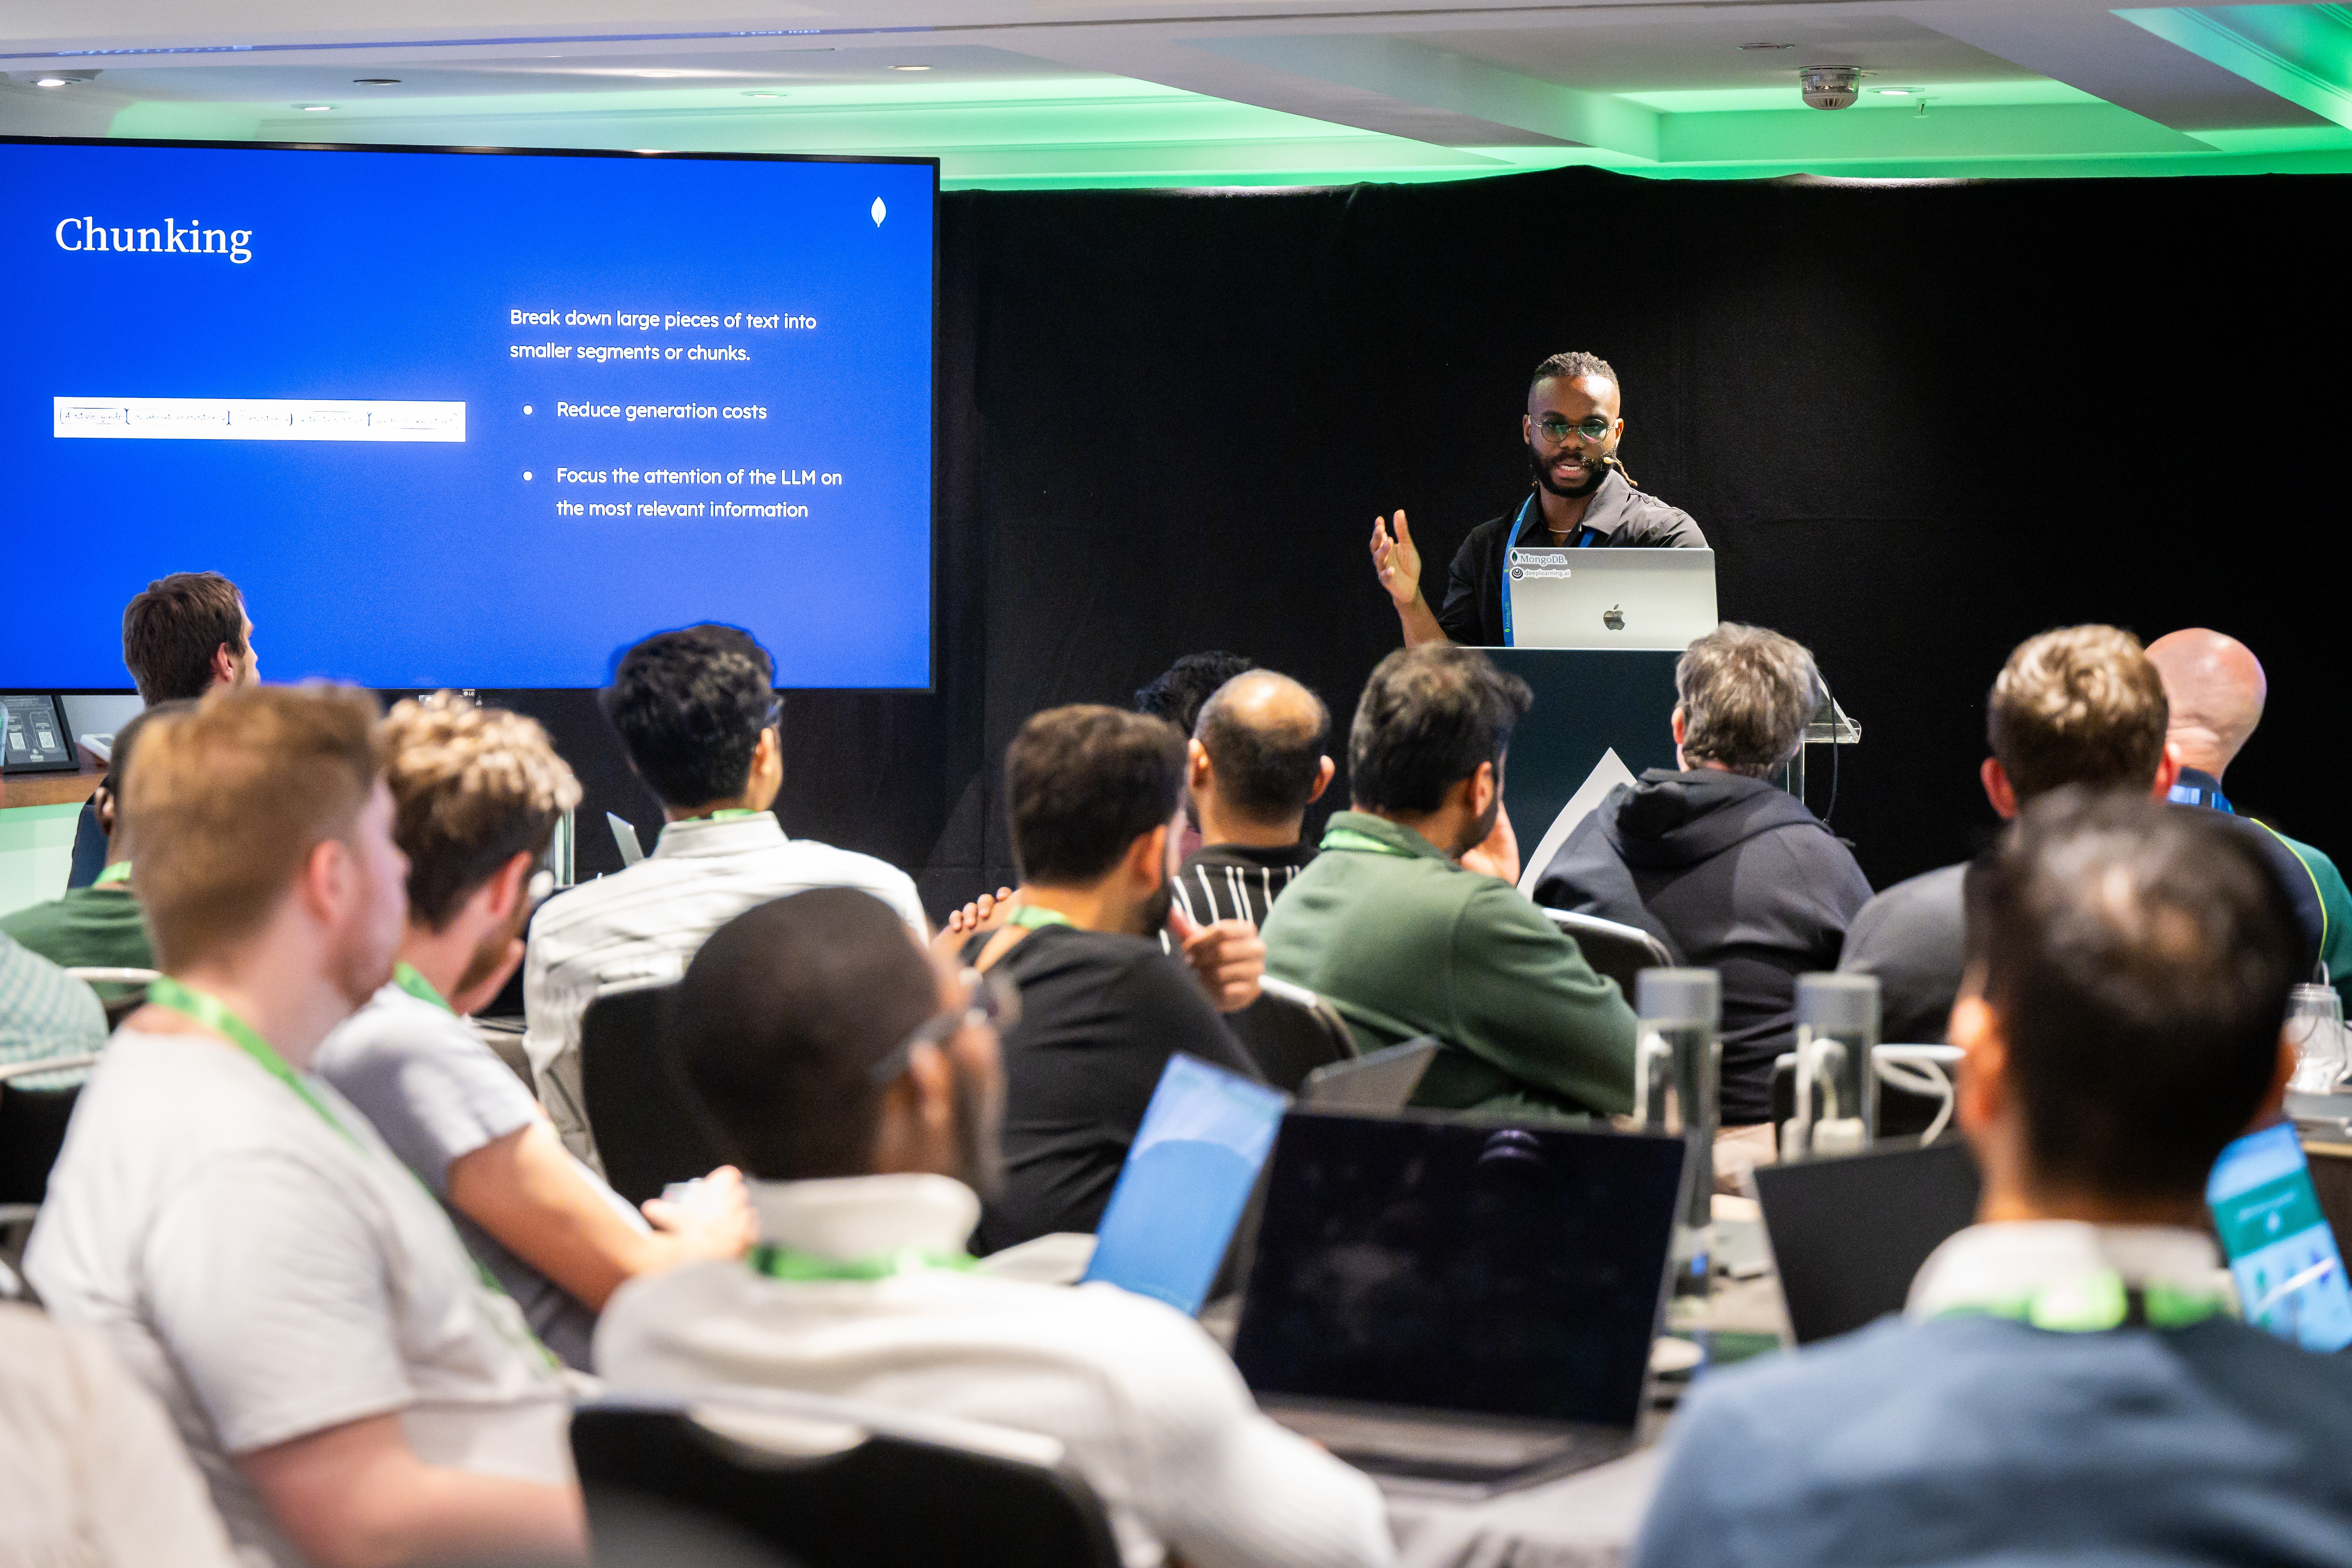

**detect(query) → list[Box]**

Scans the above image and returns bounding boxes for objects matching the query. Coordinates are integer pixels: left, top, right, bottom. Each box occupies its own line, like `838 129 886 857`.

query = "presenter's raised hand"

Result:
1169 906 1265 1013
1370 510 1422 608
1370 510 1449 648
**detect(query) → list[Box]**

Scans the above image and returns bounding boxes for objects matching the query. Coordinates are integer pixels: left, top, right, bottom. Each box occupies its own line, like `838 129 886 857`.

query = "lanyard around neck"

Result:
147 975 560 1365
748 1243 976 1282
147 976 358 1147
1323 825 1417 859
1933 1270 2230 1332
93 861 133 888
1006 905 1073 931
390 962 454 1014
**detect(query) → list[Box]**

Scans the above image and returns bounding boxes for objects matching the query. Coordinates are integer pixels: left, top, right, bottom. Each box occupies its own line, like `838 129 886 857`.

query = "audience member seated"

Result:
69 571 258 890
27 685 584 1568
595 887 1394 1568
962 705 1266 1252
1634 790 2352 1568
0 770 107 1091
3 702 184 1004
1262 645 1636 1118
1136 649 1258 864
316 695 755 1371
1533 624 1870 1151
2149 627 2352 1006
1839 625 2177 1044
524 624 926 1171
0 1302 242 1568
1840 625 2321 1043
1173 669 1335 928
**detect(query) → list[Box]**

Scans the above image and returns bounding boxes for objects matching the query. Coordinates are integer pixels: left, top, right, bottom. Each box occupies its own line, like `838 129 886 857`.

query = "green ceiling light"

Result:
743 90 786 99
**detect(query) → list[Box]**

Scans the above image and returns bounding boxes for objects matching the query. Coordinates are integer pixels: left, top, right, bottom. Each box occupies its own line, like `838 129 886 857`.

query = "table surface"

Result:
2 745 104 809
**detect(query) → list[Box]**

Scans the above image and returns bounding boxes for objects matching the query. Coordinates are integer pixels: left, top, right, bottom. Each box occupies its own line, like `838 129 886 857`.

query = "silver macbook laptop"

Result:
1234 1113 1687 1494
1298 1038 1439 1113
1503 548 1718 651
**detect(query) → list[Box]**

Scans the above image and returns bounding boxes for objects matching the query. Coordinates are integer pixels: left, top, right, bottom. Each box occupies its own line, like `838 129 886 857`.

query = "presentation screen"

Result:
0 138 936 690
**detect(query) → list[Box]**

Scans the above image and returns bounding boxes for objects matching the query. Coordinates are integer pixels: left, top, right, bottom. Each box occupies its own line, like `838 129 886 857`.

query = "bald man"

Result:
1173 671 1337 930
2149 629 2352 1005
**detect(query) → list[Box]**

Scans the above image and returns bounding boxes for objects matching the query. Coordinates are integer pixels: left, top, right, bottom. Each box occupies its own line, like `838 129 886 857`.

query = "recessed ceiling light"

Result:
637 70 682 78
34 76 70 87
1876 87 1914 97
352 78 400 85
742 90 786 99
889 64 932 71
299 104 333 111
1740 42 1796 51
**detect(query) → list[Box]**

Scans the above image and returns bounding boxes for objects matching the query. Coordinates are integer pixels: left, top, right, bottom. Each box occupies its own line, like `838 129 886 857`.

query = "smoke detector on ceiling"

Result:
1798 65 1863 111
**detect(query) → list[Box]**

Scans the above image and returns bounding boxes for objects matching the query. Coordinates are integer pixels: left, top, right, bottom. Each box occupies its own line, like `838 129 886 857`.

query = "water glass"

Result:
2287 984 2348 1094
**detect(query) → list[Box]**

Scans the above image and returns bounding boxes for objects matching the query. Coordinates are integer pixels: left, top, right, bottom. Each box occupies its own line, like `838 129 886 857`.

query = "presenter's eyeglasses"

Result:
1533 415 1614 446
869 967 1020 1086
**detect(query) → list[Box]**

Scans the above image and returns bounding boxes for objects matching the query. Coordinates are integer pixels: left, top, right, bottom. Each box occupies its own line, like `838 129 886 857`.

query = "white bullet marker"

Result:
523 471 533 480
871 197 886 226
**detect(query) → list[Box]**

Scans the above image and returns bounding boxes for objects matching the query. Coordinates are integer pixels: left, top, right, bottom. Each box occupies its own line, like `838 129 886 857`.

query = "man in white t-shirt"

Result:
27 684 584 1568
523 624 926 1169
596 887 1393 1568
0 1303 242 1568
318 694 755 1370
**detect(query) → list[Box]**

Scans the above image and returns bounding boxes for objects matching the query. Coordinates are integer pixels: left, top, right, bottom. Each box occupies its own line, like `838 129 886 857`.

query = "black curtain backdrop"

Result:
504 164 2349 918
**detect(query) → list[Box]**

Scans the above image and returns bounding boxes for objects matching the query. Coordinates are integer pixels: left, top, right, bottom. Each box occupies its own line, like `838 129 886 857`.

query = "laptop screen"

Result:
1081 1053 1289 1316
1232 1114 1685 1427
1750 1140 1982 1345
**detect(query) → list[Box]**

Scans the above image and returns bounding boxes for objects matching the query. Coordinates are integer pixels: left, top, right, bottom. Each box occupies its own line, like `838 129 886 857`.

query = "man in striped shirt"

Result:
1171 670 1335 932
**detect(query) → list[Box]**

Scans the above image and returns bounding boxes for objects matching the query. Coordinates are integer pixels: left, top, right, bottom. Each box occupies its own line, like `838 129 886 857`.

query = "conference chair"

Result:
579 985 724 1208
1 1053 99 1285
571 1392 1122 1568
1231 977 1357 1094
1539 908 1675 995
65 965 158 1031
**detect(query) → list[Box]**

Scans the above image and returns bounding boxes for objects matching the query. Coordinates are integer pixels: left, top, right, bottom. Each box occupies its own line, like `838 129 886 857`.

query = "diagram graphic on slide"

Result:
3 140 937 690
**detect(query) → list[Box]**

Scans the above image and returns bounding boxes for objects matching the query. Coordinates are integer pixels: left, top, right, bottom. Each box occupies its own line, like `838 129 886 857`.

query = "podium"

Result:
1484 648 1860 888
1484 649 1682 883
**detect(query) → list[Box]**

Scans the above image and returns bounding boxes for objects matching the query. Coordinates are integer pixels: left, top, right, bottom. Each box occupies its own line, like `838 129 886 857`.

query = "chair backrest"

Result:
572 1396 1123 1568
579 985 723 1208
0 1064 93 1206
64 968 158 1031
1539 908 1675 994
1230 977 1357 1094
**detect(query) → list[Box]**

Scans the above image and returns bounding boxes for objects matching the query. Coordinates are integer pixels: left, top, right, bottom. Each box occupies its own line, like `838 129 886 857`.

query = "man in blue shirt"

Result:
1634 790 2352 1568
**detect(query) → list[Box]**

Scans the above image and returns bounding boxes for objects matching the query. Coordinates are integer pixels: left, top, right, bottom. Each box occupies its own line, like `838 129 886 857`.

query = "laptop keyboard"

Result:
1267 1406 1626 1482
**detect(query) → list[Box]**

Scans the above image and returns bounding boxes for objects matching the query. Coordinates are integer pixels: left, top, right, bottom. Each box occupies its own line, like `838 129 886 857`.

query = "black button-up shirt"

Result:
1434 470 1707 646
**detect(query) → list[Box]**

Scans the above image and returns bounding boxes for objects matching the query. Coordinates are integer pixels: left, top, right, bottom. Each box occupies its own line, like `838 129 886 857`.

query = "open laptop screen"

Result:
1751 1140 1981 1345
1233 1114 1684 1426
1081 1054 1288 1315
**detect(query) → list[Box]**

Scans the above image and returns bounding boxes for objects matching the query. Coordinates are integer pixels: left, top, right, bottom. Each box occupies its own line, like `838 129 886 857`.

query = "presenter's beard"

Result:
1532 446 1608 500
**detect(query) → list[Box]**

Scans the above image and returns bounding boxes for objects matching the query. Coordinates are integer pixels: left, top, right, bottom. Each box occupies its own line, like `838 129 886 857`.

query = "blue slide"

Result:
2 140 935 689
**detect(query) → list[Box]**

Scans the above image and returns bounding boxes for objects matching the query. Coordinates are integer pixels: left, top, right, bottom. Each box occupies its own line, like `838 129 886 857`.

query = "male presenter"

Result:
1370 350 1706 648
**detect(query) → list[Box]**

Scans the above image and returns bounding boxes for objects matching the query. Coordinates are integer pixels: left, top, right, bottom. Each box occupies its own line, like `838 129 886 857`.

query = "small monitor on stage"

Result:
1504 548 1718 651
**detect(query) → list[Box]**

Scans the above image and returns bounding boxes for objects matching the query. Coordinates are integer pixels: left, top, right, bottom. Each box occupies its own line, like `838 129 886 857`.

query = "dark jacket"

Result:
1533 769 1872 1124
1436 471 1707 646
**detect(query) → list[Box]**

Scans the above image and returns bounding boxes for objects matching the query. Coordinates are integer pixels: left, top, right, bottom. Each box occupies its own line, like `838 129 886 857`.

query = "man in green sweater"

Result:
0 704 180 1002
1261 645 1636 1119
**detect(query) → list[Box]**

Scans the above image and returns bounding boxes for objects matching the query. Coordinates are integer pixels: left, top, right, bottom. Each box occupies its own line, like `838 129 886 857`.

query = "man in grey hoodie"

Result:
1532 625 1870 1134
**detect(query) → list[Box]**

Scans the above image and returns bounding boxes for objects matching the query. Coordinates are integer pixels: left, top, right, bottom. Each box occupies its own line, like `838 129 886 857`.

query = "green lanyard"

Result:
748 1243 977 1282
145 975 560 1368
693 807 767 823
391 962 453 1014
1006 905 1073 931
148 976 360 1147
1322 825 1417 858
93 861 133 888
1934 1270 2231 1332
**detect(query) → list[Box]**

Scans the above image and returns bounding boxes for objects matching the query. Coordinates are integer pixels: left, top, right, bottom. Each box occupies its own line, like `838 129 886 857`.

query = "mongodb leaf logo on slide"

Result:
55 217 253 262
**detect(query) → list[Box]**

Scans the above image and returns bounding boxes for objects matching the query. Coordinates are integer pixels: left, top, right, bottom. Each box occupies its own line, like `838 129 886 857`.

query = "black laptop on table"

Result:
1748 1140 1982 1346
1231 1112 1687 1494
